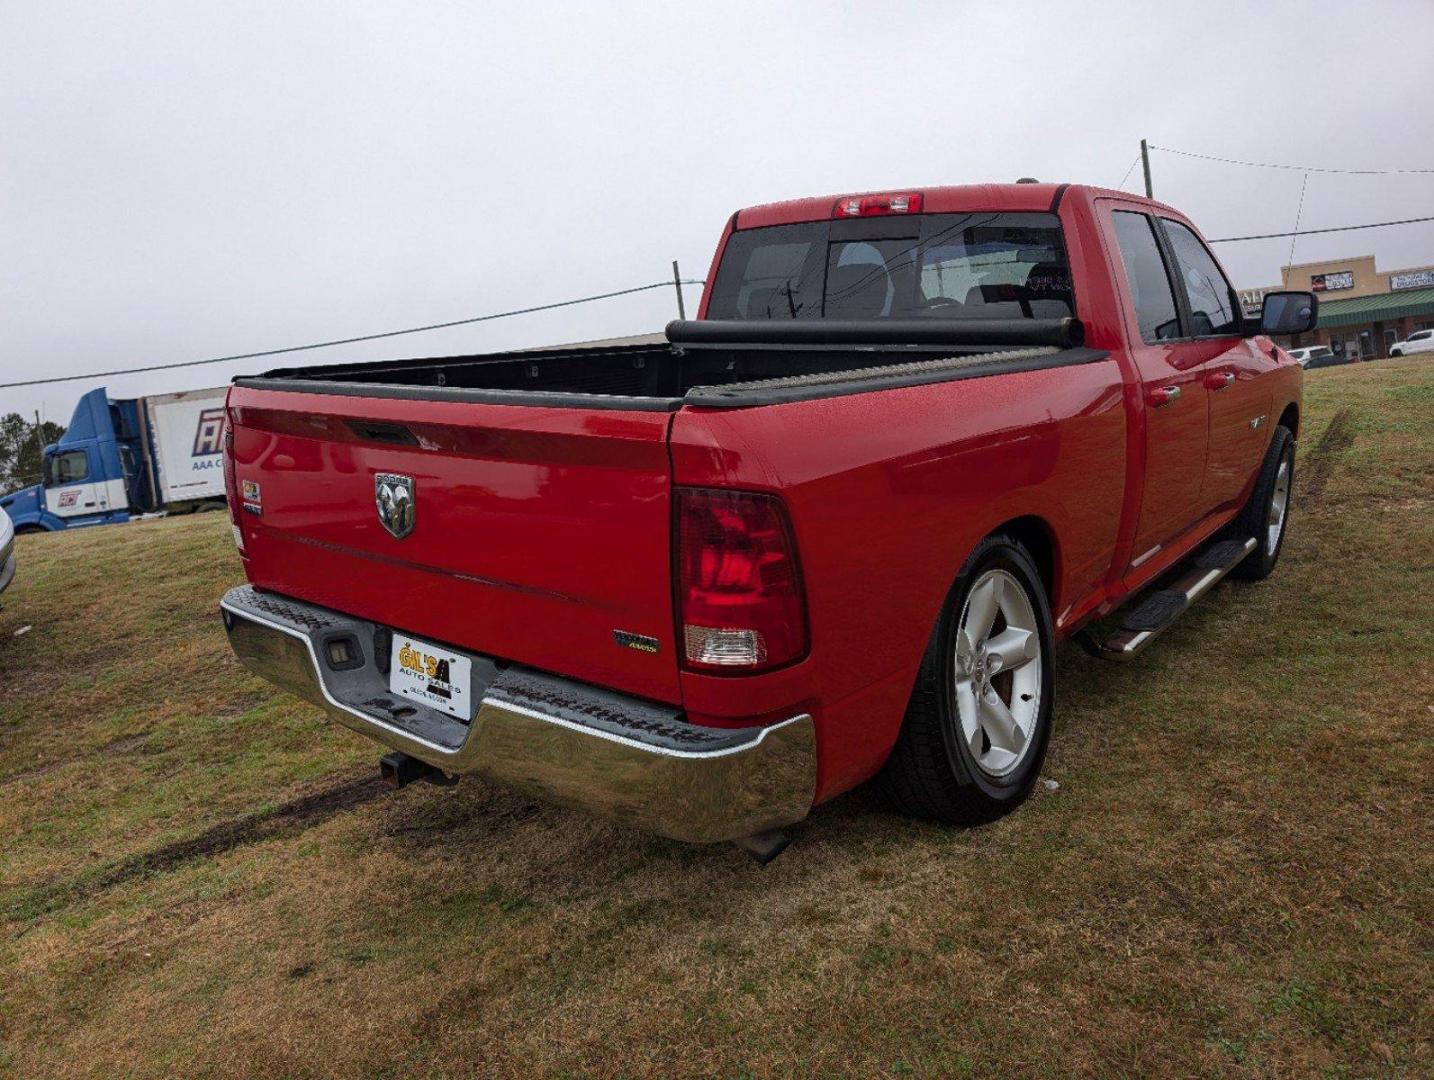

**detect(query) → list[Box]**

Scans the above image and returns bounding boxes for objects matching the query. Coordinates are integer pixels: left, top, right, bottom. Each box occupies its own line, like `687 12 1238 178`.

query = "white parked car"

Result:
1388 329 1434 357
1285 345 1336 368
0 505 14 595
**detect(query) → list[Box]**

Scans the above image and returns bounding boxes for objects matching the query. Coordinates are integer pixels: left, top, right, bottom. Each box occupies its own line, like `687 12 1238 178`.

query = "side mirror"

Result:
1259 291 1319 335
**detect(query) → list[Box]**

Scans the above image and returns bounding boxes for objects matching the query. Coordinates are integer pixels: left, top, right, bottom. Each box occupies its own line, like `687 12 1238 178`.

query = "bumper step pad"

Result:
218 584 816 843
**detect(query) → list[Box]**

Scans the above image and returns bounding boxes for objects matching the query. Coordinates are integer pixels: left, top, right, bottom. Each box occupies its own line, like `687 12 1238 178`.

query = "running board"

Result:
1082 537 1257 662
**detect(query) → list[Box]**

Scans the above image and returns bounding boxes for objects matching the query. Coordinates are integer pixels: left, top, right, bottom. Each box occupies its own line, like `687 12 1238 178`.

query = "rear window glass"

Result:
706 212 1072 320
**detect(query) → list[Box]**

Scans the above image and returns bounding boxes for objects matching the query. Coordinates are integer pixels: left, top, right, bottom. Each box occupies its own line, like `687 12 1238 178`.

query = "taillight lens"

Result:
222 426 243 551
833 192 923 218
222 428 237 520
676 488 807 673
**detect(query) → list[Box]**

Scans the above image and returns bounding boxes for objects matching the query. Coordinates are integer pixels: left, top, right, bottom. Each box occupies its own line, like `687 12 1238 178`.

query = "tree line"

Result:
0 413 67 494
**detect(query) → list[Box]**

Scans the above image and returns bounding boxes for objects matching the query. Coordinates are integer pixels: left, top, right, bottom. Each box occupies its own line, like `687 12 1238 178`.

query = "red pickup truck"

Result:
219 183 1313 858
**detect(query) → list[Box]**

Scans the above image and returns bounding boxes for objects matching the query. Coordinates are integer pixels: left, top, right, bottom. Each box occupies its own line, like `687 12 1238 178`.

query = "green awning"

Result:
1317 286 1434 328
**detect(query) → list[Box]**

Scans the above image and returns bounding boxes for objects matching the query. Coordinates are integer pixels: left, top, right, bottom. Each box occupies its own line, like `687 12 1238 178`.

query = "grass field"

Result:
1 358 1430 1079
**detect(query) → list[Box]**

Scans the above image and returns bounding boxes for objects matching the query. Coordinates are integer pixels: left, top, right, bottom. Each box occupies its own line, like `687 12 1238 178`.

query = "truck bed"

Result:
238 318 1097 411
224 316 1104 709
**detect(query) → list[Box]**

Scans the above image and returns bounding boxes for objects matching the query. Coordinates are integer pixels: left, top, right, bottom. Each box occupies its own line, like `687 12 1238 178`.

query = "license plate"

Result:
389 634 474 721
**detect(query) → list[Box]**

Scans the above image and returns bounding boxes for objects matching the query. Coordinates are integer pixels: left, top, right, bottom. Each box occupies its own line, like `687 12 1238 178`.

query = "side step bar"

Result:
1083 537 1257 662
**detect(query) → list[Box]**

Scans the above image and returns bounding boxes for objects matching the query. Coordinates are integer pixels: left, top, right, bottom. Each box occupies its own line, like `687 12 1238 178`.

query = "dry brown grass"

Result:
1 359 1430 1079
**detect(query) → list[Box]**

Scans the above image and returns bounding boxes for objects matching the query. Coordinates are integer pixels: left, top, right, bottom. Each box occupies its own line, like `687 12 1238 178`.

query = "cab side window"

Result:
1111 211 1181 342
47 450 90 485
1161 220 1241 337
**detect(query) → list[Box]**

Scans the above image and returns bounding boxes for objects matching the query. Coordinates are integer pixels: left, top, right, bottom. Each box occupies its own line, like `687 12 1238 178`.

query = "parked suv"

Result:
1389 329 1434 357
1286 346 1336 368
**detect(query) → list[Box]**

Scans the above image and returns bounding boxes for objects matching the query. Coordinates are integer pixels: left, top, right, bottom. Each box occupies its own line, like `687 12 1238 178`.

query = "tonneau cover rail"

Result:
684 347 1110 408
666 317 1085 349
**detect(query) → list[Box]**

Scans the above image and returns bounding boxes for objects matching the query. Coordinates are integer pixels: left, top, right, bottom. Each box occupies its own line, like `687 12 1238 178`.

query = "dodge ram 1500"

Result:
218 183 1314 858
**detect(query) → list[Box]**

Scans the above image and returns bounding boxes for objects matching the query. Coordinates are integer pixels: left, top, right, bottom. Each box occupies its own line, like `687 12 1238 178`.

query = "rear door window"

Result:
1111 211 1181 342
707 212 1072 321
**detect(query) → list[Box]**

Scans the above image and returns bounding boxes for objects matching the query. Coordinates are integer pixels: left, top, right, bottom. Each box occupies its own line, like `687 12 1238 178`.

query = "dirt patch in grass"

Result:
113 773 388 880
1299 403 1355 501
5 773 390 921
0 361 1430 1079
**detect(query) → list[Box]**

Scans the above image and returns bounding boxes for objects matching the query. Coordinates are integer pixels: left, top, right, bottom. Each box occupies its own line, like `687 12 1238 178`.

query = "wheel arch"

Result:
1278 401 1300 438
988 514 1058 605
15 513 64 533
850 511 1061 803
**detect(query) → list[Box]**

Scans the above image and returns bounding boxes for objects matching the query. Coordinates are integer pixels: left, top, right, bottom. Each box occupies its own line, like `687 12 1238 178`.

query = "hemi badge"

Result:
613 630 660 654
1250 415 1267 430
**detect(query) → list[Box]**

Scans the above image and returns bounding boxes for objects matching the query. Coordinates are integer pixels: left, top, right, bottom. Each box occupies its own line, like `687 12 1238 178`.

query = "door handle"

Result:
1205 371 1236 390
1149 385 1182 408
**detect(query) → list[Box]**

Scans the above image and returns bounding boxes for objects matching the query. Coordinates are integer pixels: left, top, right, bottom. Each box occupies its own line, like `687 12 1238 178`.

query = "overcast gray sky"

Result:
3 0 1432 425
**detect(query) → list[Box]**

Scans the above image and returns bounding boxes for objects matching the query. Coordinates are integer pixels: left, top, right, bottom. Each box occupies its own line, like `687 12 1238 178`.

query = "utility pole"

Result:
671 260 687 320
1140 138 1153 199
33 410 43 486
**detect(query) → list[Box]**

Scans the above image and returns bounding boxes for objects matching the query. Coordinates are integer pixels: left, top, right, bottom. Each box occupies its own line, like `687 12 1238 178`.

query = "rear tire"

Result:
1231 425 1294 581
877 533 1055 824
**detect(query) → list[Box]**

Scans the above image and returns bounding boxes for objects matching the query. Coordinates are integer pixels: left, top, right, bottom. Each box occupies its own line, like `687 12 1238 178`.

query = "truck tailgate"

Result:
226 386 681 704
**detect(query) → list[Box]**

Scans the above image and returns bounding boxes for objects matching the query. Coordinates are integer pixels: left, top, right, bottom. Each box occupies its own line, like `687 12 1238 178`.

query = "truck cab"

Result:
1 389 137 531
0 386 227 532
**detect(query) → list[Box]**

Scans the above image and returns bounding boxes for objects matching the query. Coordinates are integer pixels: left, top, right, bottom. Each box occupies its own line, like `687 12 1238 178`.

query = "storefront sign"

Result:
1390 269 1434 291
1238 288 1269 316
1311 271 1354 292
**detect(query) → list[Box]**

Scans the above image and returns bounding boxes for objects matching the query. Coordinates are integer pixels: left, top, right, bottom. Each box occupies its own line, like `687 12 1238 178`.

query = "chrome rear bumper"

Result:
219 585 815 843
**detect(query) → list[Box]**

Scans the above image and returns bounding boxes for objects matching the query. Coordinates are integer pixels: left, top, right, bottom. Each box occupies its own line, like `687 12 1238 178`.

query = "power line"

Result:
1 278 708 391
1287 172 1309 265
10 204 1434 393
1207 215 1434 243
1149 144 1434 176
1114 154 1141 192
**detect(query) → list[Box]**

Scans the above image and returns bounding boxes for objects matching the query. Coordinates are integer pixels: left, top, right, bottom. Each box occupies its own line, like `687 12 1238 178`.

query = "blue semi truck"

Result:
0 385 228 532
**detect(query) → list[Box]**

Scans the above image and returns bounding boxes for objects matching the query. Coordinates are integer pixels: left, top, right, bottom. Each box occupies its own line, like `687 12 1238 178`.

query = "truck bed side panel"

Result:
671 360 1127 799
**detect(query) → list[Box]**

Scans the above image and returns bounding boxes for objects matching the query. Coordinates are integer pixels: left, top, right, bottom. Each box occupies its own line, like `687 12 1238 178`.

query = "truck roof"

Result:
733 182 1175 229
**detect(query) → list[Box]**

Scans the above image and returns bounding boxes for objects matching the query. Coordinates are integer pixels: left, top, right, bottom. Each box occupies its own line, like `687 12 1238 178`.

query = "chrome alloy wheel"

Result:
953 569 1044 779
1267 454 1292 556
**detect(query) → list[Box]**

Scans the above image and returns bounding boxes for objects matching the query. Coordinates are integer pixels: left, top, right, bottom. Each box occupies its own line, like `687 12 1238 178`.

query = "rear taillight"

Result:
222 428 237 520
222 426 243 550
676 488 807 673
833 192 923 218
